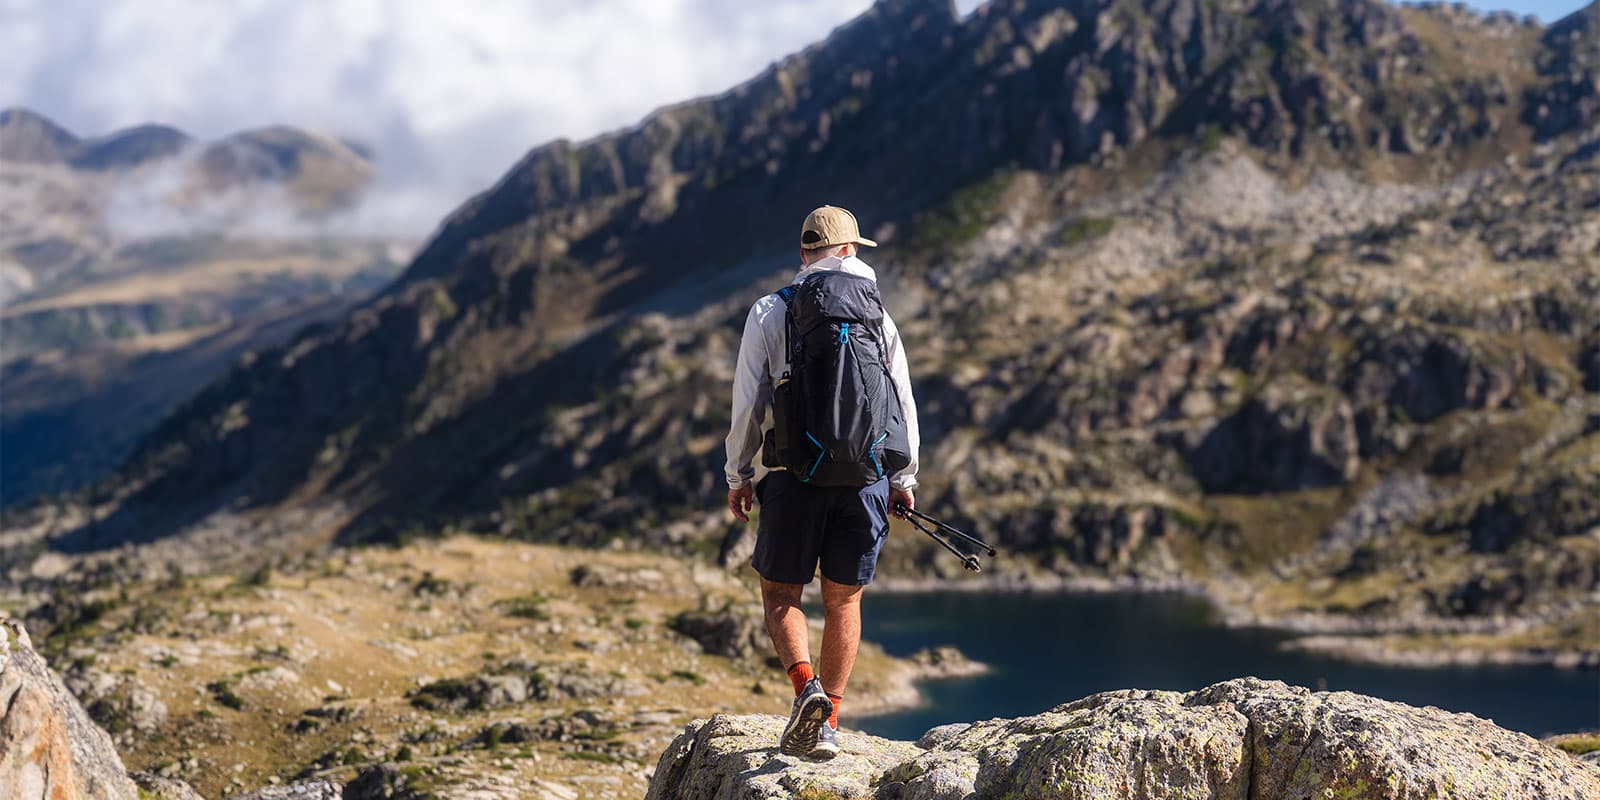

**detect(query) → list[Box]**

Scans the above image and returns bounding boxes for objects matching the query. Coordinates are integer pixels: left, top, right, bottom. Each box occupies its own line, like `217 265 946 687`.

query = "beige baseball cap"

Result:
800 205 878 250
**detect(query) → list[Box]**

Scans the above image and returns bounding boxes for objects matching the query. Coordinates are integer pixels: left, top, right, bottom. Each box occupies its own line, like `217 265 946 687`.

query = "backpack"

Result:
762 270 911 487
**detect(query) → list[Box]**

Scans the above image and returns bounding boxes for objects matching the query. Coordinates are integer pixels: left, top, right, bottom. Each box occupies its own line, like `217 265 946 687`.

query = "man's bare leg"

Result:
764 577 834 756
760 578 810 671
818 576 864 719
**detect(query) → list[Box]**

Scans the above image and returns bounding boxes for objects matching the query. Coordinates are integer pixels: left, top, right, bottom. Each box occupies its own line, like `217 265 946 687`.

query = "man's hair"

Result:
802 243 850 264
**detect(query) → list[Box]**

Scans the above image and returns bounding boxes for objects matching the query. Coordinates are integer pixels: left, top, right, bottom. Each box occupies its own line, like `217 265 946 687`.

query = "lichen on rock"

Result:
646 678 1600 800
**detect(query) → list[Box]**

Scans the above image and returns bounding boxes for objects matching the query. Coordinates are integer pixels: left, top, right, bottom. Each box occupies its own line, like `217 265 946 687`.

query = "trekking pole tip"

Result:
963 556 982 572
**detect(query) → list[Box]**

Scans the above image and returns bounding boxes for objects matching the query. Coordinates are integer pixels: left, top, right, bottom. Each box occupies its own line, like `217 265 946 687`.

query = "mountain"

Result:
0 110 403 505
12 0 1600 663
0 108 81 163
71 124 192 171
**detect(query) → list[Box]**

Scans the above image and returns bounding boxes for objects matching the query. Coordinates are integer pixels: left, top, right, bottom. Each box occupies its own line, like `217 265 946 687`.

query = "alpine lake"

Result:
844 590 1600 740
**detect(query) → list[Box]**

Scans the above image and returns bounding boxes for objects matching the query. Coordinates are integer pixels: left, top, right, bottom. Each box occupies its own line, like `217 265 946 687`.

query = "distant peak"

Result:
0 107 80 164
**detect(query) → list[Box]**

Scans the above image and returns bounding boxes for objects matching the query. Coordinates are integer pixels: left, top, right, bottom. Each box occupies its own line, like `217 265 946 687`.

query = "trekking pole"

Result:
895 505 991 572
901 511 983 572
899 506 997 557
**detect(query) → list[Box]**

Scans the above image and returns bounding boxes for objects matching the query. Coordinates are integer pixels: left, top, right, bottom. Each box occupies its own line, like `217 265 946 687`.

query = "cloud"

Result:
2 0 987 237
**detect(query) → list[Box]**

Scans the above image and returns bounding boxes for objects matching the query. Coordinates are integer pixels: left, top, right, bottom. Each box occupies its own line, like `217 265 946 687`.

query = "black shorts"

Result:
751 471 891 586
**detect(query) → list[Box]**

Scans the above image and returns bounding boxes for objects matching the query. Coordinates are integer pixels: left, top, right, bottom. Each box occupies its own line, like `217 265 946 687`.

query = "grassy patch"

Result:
907 171 1016 251
497 593 551 620
1553 734 1600 756
206 680 244 710
1059 216 1115 247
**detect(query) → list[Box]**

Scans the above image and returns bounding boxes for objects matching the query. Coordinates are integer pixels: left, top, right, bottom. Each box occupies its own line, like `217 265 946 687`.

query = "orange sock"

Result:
827 692 842 728
786 661 814 696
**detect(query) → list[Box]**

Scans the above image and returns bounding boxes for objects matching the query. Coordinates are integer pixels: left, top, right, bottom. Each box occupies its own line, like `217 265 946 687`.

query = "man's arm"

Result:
725 301 772 519
883 312 920 501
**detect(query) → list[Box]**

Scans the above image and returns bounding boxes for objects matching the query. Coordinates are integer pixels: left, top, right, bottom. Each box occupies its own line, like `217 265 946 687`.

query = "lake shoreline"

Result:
869 573 1600 672
846 590 1599 740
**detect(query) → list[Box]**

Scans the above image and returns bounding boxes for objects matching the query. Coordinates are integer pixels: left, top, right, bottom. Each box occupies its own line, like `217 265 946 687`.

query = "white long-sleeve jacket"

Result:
724 255 919 491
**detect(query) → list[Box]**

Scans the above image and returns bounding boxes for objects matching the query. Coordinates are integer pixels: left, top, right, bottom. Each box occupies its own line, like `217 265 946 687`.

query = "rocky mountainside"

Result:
647 677 1600 799
0 110 406 505
10 0 1600 663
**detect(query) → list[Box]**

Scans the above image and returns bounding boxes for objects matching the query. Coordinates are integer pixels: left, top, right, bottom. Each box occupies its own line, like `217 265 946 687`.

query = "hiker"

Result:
724 205 920 759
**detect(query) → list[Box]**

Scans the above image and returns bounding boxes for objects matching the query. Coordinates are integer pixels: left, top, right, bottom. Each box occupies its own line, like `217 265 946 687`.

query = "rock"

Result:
223 781 340 800
479 709 620 746
645 713 921 800
914 723 971 750
65 665 170 738
1581 341 1600 393
907 646 986 679
0 617 138 800
669 609 763 658
716 525 756 570
645 678 1600 800
569 564 666 591
1189 376 1360 492
341 764 413 800
411 659 643 711
1345 328 1522 425
130 772 207 800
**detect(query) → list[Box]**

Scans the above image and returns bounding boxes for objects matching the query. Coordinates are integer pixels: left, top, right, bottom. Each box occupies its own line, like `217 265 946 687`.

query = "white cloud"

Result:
0 0 984 236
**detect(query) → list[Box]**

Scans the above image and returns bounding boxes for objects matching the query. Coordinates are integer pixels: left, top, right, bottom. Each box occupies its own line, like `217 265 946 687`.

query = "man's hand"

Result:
889 486 915 519
728 484 754 522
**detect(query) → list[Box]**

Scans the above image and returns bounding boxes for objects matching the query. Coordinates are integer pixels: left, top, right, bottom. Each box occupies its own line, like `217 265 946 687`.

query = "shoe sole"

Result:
779 693 833 756
808 740 839 760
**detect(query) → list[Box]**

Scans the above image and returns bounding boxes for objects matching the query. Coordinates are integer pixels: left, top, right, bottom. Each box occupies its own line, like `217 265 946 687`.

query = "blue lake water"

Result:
849 590 1600 740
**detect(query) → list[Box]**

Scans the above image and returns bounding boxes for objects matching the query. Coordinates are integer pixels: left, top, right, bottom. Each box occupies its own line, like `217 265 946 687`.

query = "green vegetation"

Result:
661 669 705 686
1552 734 1600 756
207 679 245 710
1059 216 1115 247
907 171 1015 251
497 593 551 620
409 678 475 711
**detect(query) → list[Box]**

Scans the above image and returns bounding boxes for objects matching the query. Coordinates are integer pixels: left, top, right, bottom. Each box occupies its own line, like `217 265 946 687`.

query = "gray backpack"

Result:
762 270 910 487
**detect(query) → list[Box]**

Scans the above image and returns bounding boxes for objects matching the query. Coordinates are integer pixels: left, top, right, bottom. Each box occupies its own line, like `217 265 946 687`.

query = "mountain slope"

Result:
19 0 1600 662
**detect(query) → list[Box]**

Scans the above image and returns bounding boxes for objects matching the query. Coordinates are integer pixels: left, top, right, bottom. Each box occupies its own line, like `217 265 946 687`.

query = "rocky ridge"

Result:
646 677 1600 800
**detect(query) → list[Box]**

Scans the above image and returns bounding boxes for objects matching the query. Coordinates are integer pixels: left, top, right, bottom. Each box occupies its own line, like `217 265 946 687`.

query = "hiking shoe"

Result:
780 678 832 756
809 720 839 759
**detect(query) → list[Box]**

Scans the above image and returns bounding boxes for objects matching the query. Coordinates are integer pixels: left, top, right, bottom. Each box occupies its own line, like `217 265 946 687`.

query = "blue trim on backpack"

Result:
868 431 888 478
776 285 797 305
839 322 849 344
803 432 826 482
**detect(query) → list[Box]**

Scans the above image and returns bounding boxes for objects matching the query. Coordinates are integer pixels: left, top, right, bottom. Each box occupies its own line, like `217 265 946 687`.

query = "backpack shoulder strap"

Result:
772 284 798 373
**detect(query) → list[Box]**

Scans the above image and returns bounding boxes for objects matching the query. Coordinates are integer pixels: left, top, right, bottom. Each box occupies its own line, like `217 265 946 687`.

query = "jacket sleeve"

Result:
724 301 772 489
882 312 920 491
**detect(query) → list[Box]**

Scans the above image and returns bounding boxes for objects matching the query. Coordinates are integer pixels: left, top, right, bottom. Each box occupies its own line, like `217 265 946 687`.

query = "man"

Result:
724 205 920 759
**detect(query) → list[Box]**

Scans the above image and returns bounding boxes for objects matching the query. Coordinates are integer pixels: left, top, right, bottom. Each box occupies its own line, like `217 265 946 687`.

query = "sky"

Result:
0 0 1588 235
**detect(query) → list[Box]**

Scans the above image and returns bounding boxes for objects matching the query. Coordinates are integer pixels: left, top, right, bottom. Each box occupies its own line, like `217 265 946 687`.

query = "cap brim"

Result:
856 237 878 247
